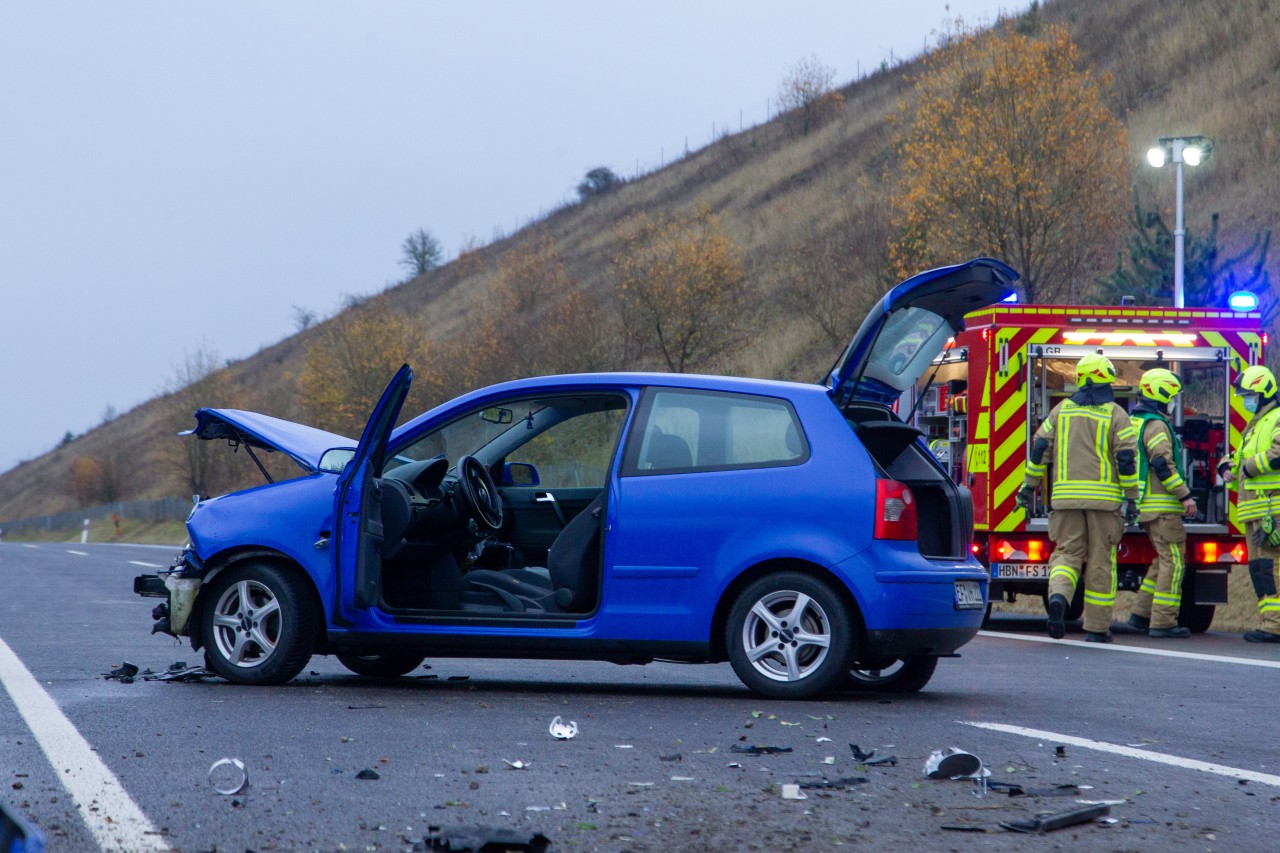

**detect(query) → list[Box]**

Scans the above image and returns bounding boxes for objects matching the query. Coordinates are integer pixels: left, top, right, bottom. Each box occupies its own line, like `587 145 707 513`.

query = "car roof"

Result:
392 372 828 438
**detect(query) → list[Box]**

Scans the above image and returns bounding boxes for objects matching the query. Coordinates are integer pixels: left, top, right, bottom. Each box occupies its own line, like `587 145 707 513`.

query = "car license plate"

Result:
954 580 983 609
991 562 1049 580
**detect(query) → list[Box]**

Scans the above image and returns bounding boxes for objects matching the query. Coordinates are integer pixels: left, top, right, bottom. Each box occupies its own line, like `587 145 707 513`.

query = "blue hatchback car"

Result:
135 258 1017 699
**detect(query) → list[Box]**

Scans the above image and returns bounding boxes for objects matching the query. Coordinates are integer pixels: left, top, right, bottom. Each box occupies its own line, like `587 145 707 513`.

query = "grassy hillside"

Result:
2 0 1277 522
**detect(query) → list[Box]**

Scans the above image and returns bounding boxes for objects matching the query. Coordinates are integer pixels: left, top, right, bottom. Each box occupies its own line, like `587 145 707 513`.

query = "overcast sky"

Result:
0 1 1022 476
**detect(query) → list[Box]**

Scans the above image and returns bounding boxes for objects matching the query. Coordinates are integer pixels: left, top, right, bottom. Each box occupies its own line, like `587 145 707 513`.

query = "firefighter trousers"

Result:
1132 514 1186 630
1047 508 1123 634
1244 519 1280 634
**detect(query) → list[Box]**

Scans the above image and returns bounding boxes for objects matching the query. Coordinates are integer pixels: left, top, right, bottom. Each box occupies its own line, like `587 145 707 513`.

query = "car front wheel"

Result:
336 653 426 678
843 655 938 693
200 562 317 685
726 573 853 700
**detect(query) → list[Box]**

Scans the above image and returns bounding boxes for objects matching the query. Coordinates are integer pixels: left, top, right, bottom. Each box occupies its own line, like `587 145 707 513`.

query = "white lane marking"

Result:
978 629 1280 669
128 561 163 569
66 550 89 556
22 544 39 549
0 638 172 851
962 721 1280 787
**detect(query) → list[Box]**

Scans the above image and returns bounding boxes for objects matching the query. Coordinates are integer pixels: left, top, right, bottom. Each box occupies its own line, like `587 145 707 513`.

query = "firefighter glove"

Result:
1124 500 1139 525
1254 515 1280 549
1015 486 1036 511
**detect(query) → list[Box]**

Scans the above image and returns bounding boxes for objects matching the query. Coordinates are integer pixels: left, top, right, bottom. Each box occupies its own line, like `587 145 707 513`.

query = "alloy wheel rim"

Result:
211 579 282 668
741 590 832 682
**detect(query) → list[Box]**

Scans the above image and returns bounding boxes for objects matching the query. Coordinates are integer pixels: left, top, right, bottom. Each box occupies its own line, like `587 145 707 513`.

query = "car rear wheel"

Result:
336 653 426 678
201 562 317 686
726 573 853 700
842 655 939 693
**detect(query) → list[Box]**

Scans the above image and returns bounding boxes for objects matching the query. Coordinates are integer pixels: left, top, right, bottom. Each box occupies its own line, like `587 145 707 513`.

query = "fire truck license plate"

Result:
954 580 983 609
992 563 1049 580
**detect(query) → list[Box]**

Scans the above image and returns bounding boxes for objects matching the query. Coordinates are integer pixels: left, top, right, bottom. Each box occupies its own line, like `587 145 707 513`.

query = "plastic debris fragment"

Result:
815 737 832 744
424 825 551 852
731 745 793 756
208 757 250 796
798 776 868 790
503 759 531 770
924 747 983 779
103 662 139 683
849 744 874 762
548 716 578 740
1000 803 1111 834
822 757 835 765
355 768 380 780
780 784 807 800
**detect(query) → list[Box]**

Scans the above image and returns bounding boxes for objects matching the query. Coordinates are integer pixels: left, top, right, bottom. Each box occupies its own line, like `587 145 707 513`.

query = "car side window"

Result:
509 409 624 488
623 389 808 475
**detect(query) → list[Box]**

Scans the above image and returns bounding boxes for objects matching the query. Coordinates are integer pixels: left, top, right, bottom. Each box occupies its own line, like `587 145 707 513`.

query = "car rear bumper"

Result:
866 626 977 658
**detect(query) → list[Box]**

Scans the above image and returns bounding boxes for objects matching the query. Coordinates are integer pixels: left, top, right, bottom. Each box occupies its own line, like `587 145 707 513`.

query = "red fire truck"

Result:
912 303 1265 631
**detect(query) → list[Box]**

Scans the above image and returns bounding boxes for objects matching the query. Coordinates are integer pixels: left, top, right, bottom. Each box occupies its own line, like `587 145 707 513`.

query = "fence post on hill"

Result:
81 519 89 544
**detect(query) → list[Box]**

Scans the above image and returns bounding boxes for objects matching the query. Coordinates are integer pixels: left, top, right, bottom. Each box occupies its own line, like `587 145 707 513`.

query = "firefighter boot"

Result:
1149 626 1191 639
1245 559 1280 642
1046 594 1068 639
1084 630 1113 643
1127 614 1150 631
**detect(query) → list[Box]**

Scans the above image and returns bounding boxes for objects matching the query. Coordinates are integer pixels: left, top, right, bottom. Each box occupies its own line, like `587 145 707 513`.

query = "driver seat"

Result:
460 493 605 613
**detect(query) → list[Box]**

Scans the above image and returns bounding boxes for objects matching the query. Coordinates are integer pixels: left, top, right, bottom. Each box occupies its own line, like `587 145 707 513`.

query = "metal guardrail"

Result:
0 497 190 534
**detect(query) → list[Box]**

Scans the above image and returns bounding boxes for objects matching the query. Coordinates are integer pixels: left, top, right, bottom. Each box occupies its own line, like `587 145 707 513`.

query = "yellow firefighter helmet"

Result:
1076 353 1116 386
1139 368 1182 405
1235 365 1278 399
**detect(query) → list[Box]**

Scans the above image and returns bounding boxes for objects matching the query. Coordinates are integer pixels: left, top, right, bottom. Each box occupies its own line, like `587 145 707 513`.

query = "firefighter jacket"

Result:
1024 384 1140 510
1222 399 1280 522
1133 403 1191 518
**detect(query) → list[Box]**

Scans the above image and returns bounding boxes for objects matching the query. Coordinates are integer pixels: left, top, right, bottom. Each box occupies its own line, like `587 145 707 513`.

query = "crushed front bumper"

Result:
133 546 205 637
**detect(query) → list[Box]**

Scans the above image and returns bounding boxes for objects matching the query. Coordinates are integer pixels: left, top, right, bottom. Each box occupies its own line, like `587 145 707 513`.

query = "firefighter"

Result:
1127 368 1198 638
1016 353 1141 642
1220 365 1280 643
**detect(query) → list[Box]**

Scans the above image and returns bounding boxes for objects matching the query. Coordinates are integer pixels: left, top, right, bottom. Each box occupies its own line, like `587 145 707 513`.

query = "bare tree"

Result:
776 55 844 136
400 228 444 277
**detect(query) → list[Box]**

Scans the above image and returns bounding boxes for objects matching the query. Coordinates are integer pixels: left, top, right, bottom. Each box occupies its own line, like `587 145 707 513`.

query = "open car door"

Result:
333 365 412 614
829 257 1018 407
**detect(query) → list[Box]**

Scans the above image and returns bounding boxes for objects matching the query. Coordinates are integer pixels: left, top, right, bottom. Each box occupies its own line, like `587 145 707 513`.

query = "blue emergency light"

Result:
1001 292 1019 303
1228 290 1259 312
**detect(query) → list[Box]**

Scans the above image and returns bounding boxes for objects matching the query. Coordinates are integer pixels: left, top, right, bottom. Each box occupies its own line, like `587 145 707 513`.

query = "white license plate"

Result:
992 562 1049 580
954 580 984 609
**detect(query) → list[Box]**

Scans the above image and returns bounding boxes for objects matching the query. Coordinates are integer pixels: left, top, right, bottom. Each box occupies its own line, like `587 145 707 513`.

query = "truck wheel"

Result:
336 653 426 677
726 573 853 700
201 562 317 686
1177 572 1215 633
843 656 939 693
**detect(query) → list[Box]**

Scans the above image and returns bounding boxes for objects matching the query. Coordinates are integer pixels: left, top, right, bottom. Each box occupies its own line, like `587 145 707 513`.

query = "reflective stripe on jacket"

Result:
1025 399 1140 510
1228 401 1280 521
1136 412 1190 515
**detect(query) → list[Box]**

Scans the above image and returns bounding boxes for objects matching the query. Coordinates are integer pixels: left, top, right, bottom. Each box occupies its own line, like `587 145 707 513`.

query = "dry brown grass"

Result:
2 0 1277 522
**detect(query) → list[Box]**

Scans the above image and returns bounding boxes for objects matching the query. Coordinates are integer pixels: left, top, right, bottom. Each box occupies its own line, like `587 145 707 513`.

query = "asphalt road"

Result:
1 541 1278 852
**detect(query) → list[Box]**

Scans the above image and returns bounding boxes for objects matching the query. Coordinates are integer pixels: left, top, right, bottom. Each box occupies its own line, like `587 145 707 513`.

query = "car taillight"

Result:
1233 542 1248 563
874 479 918 541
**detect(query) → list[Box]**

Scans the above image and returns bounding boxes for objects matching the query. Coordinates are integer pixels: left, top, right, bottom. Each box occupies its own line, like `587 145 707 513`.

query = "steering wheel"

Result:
454 455 504 532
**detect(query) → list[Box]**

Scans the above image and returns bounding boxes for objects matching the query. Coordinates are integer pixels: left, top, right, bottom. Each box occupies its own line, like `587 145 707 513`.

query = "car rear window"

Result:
622 389 808 475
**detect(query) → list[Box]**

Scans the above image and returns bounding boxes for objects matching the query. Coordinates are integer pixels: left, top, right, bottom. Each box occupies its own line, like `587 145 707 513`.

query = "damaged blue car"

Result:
135 258 1016 699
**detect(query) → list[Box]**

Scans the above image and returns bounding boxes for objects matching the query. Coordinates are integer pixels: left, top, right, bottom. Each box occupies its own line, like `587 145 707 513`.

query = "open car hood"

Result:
828 257 1018 406
182 409 355 474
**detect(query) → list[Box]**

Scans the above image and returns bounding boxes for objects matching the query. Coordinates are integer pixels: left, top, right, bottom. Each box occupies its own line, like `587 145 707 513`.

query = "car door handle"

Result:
534 492 557 503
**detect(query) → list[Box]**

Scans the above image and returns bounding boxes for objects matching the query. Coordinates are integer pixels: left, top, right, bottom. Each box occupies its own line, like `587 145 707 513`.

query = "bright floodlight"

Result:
1183 145 1202 166
1228 291 1259 312
1147 147 1167 168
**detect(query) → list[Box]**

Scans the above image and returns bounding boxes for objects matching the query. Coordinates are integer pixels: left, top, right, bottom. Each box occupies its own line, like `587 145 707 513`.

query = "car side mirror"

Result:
501 462 540 486
318 447 357 474
480 407 514 425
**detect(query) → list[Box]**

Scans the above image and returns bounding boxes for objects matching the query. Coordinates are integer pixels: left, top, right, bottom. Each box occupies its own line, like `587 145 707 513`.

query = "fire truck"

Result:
910 303 1266 631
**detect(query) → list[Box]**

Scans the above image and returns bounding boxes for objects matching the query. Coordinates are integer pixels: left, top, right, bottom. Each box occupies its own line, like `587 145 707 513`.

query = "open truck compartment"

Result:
902 304 1265 631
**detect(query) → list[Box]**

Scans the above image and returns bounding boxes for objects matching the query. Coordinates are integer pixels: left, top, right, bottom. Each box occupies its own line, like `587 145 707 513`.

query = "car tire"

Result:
200 562 317 686
726 572 853 700
336 653 426 678
843 655 939 693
